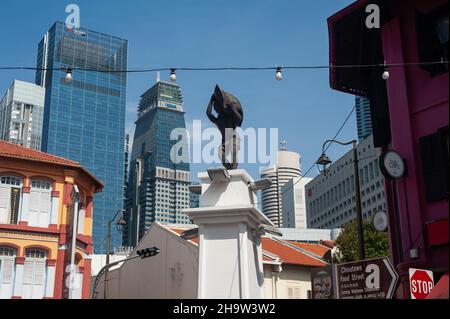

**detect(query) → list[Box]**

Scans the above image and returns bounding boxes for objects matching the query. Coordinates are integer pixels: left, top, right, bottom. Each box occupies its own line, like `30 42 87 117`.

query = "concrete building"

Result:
92 222 332 299
305 135 386 229
276 227 341 243
0 80 45 150
123 80 191 248
0 140 103 299
260 149 302 227
281 177 313 229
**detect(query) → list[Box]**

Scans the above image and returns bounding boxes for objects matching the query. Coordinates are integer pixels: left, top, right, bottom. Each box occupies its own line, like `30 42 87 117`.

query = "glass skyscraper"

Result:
355 96 373 142
35 22 128 252
123 80 191 248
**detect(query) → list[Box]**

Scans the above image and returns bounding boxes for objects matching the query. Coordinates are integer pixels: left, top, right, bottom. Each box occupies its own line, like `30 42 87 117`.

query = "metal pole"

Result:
104 220 111 299
352 141 366 260
69 186 79 299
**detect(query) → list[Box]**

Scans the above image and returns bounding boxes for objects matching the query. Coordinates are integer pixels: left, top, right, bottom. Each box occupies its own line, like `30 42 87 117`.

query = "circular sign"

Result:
373 211 388 232
379 150 406 179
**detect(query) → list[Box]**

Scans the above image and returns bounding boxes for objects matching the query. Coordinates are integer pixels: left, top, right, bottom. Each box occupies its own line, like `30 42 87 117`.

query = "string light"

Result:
170 68 177 82
65 67 73 81
382 61 390 80
275 67 283 81
0 60 447 81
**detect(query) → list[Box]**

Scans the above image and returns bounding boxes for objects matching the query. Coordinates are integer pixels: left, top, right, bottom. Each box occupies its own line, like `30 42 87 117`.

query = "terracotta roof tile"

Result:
287 241 330 258
168 227 199 245
0 140 103 188
261 237 328 267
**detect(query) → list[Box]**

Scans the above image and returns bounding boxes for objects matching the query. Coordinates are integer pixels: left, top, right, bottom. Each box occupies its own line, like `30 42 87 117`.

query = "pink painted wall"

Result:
381 0 448 297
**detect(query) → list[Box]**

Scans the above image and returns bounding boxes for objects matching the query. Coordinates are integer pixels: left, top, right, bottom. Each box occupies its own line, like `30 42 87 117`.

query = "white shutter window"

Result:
0 186 11 224
23 260 34 284
38 191 51 227
1 259 14 283
29 191 40 227
34 261 45 285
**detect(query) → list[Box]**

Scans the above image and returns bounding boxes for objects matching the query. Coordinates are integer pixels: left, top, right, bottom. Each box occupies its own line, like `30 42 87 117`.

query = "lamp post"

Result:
316 139 366 261
104 210 126 299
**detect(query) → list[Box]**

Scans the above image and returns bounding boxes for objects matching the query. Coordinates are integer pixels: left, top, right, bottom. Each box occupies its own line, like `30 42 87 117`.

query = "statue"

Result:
206 85 243 170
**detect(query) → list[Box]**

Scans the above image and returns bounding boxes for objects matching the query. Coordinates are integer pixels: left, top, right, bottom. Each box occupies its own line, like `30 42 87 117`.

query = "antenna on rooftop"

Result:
280 140 287 151
156 71 160 83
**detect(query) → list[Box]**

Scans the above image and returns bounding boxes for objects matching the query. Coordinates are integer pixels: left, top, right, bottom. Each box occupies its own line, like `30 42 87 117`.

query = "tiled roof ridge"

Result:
272 237 329 264
0 140 81 166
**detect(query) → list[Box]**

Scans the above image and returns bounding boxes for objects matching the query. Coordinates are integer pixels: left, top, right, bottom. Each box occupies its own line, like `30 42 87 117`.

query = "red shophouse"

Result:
327 0 449 298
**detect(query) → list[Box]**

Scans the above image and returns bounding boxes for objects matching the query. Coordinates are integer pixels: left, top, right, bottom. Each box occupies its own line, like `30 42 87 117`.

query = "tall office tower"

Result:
0 80 45 150
260 148 302 227
36 22 128 252
355 96 373 142
281 177 313 229
123 80 191 248
305 135 386 229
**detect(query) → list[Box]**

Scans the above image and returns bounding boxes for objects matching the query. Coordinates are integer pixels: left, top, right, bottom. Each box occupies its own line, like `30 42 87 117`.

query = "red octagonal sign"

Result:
409 268 434 299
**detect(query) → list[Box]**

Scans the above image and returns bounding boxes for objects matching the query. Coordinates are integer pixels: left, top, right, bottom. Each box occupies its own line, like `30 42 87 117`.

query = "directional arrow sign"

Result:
335 257 398 299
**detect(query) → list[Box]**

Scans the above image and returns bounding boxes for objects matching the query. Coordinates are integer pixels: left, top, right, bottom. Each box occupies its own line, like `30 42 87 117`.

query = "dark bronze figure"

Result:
206 85 243 170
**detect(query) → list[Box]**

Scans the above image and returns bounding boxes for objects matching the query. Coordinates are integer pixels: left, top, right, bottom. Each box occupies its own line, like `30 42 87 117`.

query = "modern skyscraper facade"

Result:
35 22 128 252
305 135 386 229
260 149 302 227
281 177 313 229
0 80 45 150
355 96 373 142
123 80 191 248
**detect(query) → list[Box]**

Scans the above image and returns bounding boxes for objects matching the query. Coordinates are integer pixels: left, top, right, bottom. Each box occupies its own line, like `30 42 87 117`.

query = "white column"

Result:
20 191 30 223
184 169 273 299
77 209 85 235
50 194 59 225
45 263 56 298
13 261 24 297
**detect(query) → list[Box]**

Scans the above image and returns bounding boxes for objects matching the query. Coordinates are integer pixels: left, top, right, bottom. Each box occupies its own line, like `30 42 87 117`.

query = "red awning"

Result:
426 273 449 299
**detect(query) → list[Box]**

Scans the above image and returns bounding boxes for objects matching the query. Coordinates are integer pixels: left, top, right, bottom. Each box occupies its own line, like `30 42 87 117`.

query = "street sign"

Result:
335 257 398 299
311 265 334 299
379 150 406 179
373 211 388 232
409 268 434 299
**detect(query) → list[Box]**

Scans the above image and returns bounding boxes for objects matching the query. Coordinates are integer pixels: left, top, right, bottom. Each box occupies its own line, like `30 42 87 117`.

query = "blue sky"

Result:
0 0 357 181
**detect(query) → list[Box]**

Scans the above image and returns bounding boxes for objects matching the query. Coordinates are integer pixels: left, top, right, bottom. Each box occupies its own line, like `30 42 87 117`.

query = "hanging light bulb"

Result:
275 67 283 81
65 67 73 81
170 69 177 82
382 62 389 80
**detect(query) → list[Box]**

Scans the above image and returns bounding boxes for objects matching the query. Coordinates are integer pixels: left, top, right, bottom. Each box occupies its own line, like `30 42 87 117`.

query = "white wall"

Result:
93 224 198 299
263 264 312 299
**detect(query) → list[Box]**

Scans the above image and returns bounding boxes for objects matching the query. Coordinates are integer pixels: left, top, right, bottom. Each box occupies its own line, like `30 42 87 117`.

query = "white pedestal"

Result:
184 169 274 299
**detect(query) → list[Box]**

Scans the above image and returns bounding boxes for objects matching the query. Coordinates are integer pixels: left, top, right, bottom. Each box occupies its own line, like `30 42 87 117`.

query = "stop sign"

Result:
409 268 434 299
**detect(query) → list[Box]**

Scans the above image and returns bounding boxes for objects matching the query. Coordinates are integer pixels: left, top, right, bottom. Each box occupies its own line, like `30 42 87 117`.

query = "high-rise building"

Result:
305 135 386 229
0 80 45 150
355 96 373 142
281 176 313 229
260 149 302 227
123 80 191 248
35 22 128 252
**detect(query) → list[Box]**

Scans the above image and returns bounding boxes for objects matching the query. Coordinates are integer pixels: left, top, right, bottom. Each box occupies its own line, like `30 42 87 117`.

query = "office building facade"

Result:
0 80 45 150
260 150 302 227
355 96 373 142
305 135 386 229
35 22 128 252
123 80 191 247
281 177 313 229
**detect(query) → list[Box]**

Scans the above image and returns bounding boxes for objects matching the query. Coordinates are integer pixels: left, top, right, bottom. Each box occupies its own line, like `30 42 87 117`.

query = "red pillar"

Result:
82 258 92 299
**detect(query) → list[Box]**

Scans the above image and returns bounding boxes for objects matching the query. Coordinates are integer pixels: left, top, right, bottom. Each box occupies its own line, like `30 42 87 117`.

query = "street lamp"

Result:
316 139 366 261
104 210 126 299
